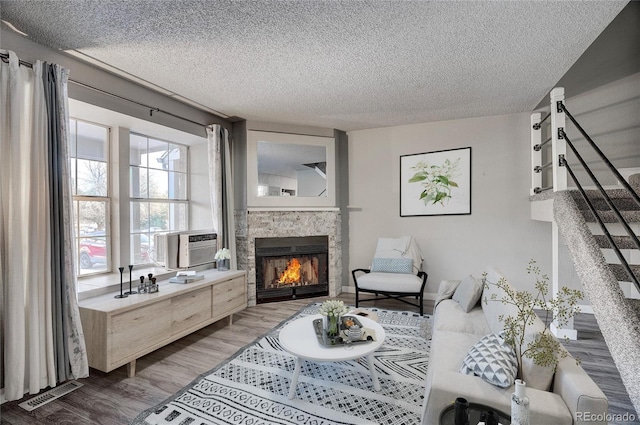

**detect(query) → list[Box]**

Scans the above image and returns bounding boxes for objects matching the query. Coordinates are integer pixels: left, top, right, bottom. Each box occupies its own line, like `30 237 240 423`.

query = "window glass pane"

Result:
76 159 107 196
131 233 150 265
167 144 187 172
168 171 187 200
148 169 168 198
78 201 108 235
130 166 148 198
148 138 169 170
130 133 148 166
168 203 188 231
149 202 169 231
70 159 77 195
76 200 109 276
130 202 149 233
76 121 107 161
78 236 107 273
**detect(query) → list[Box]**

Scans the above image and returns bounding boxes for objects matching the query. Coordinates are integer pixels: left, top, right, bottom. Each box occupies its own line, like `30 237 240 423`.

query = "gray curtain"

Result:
207 125 237 269
42 62 89 383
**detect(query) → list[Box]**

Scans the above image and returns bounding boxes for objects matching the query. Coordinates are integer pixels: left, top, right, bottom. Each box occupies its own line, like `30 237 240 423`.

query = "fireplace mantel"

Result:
235 209 341 306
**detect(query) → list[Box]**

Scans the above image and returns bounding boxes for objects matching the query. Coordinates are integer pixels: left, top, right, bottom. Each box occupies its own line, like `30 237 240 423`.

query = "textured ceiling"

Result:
0 0 628 131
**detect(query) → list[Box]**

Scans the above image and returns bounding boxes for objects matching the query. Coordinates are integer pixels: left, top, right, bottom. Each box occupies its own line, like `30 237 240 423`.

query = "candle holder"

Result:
114 267 128 299
125 264 137 295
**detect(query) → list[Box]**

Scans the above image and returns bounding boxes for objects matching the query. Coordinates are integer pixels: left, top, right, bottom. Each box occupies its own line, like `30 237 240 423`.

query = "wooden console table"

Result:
79 269 247 377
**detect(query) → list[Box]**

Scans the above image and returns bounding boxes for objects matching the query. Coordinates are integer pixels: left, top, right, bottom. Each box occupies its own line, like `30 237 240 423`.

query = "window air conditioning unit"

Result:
154 231 217 269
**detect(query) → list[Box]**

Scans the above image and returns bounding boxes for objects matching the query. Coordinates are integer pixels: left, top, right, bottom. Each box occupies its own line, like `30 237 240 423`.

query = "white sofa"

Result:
421 266 608 425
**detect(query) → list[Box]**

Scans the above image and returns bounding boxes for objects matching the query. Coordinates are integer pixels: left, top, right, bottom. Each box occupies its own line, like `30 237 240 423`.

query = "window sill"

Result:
78 262 218 301
77 266 177 301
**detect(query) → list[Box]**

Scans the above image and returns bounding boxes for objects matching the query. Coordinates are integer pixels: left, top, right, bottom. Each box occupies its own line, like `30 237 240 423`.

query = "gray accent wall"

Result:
335 129 350 290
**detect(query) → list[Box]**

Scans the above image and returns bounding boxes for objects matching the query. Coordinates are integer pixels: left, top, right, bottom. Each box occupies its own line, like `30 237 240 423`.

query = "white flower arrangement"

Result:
214 248 231 260
318 299 349 317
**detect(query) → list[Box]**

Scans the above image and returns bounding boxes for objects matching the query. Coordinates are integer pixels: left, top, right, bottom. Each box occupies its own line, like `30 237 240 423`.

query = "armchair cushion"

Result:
356 272 424 293
371 257 413 274
373 236 423 274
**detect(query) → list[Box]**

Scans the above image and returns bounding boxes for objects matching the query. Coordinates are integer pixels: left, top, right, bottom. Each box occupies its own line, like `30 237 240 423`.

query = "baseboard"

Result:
340 286 437 300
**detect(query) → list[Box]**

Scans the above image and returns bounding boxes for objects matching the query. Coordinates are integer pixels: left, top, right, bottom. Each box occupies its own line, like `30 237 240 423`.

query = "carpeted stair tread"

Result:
609 263 640 283
580 209 640 223
594 235 640 250
575 196 640 211
627 299 640 317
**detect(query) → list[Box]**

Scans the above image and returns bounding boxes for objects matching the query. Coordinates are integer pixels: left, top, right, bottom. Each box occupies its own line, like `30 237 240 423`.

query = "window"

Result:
69 119 111 276
129 133 189 265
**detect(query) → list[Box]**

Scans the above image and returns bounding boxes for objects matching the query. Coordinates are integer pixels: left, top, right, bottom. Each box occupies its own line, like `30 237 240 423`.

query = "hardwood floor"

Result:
0 294 637 424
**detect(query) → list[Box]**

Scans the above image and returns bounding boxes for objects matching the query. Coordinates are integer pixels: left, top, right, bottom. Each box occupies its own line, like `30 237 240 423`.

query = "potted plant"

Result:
484 260 583 380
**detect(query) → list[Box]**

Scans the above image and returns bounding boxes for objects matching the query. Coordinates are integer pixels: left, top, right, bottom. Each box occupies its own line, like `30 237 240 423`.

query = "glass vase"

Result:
324 314 341 338
217 258 229 271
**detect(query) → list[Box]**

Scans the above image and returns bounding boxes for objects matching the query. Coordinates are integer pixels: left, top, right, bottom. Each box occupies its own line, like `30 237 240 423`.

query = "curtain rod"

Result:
0 51 33 68
0 51 220 130
70 80 213 129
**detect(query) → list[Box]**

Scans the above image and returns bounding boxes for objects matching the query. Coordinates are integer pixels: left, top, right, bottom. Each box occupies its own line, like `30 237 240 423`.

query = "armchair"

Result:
351 236 428 315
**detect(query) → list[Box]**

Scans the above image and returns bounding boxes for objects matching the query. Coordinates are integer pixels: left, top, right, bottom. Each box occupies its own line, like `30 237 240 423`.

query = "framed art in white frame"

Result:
400 147 471 217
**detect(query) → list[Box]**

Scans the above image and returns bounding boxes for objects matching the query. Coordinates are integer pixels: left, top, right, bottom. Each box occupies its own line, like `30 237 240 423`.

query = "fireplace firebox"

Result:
255 236 329 303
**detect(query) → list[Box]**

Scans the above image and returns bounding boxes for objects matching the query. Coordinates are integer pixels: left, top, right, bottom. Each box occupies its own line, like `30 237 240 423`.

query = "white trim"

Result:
577 304 594 314
551 322 578 340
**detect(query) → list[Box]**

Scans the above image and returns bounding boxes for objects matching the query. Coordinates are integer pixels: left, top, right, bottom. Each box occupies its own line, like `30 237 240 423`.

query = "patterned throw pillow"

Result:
370 257 414 274
459 333 518 388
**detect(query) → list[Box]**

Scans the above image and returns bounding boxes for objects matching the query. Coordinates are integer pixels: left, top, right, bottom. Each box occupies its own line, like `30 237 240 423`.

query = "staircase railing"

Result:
531 87 640 292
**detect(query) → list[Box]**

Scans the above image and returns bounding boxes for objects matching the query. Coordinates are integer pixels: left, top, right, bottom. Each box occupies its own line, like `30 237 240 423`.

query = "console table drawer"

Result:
111 299 172 363
171 286 212 336
213 276 246 318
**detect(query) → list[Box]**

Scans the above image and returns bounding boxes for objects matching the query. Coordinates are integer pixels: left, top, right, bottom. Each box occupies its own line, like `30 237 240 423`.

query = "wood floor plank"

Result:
1 294 637 424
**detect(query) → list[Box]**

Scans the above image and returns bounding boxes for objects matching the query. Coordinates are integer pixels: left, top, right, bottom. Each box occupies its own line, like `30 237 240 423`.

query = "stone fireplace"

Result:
235 209 341 306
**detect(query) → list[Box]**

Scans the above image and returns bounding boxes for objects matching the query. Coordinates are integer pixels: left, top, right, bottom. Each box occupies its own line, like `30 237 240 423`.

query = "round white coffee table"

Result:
279 314 386 399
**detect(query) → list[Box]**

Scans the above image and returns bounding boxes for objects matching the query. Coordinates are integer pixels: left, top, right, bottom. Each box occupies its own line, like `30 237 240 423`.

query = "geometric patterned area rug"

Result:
131 303 432 425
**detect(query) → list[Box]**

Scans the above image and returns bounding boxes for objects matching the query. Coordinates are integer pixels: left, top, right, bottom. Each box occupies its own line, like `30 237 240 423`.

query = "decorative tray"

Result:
312 315 376 347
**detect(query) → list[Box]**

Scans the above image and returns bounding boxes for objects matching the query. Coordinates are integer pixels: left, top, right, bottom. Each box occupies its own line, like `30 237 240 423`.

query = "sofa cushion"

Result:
433 299 489 335
434 279 461 308
452 274 483 312
370 257 413 274
355 271 423 293
521 319 556 391
459 333 518 388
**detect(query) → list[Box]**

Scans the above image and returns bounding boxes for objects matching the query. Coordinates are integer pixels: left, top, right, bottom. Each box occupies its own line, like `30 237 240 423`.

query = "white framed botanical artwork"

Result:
400 147 471 216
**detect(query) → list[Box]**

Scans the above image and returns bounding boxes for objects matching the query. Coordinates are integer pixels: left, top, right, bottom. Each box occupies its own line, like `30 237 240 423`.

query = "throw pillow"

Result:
452 275 483 312
434 279 461 308
370 257 413 274
459 333 518 388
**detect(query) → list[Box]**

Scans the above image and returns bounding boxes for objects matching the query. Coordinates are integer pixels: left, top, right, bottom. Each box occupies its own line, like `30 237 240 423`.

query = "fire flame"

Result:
278 258 301 284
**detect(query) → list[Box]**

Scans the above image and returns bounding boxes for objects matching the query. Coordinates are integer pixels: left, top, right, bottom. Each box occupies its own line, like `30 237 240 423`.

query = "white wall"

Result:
347 112 552 295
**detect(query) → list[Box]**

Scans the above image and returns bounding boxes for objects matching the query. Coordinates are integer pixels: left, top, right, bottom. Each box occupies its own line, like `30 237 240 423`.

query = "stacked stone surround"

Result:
235 209 342 306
